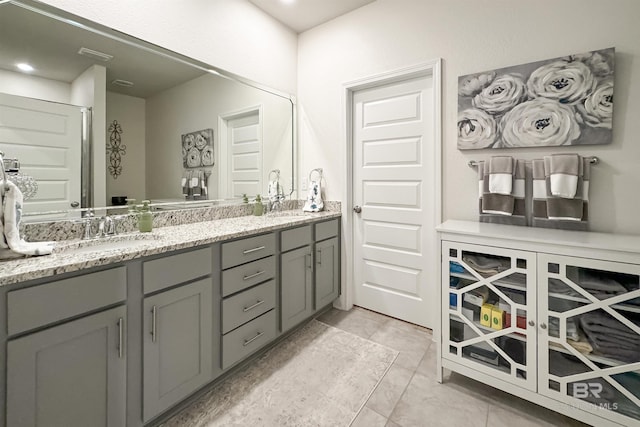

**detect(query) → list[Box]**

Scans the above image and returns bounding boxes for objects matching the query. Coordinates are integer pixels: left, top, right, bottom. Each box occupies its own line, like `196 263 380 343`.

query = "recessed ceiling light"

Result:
78 47 114 62
16 63 34 72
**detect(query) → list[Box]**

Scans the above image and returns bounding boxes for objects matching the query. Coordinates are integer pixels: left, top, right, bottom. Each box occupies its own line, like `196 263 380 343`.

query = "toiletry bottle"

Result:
253 194 263 216
138 200 153 232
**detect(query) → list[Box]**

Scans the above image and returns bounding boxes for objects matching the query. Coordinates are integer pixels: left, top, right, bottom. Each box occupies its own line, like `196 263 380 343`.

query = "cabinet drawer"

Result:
222 280 276 334
222 309 276 369
222 256 275 297
8 267 127 336
281 225 312 252
143 246 212 294
315 219 339 241
222 233 276 270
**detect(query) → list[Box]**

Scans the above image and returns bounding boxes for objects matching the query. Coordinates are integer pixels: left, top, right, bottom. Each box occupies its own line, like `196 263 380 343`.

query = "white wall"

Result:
298 0 640 235
106 92 146 204
0 69 70 103
39 0 298 95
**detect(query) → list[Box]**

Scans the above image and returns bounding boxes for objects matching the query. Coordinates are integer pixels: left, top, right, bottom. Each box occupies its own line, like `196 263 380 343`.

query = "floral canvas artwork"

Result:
457 48 614 149
182 128 214 168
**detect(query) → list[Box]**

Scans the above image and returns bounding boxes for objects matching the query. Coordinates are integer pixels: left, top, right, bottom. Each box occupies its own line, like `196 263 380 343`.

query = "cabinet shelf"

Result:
449 312 527 342
548 341 640 369
547 293 640 314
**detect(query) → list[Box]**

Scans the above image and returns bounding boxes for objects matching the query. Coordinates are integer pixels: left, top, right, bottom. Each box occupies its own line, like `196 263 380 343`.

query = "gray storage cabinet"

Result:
280 243 313 332
142 277 213 422
315 236 340 309
7 305 127 427
6 267 127 427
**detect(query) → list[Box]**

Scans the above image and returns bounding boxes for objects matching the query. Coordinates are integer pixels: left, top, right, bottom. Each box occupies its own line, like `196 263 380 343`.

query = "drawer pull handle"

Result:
243 300 265 312
243 246 266 255
316 250 322 266
243 270 265 281
151 306 157 343
306 253 312 269
117 317 124 359
243 331 264 346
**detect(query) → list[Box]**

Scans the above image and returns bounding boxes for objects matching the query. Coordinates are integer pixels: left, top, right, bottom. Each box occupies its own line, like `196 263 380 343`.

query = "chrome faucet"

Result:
82 209 94 240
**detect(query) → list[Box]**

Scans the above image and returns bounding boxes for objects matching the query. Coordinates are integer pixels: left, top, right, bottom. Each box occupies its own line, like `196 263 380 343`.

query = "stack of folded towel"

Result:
580 311 640 363
0 180 54 258
461 253 510 277
532 154 590 230
478 156 526 225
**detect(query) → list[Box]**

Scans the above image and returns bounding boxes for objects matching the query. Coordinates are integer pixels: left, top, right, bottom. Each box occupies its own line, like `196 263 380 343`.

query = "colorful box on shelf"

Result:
491 307 504 330
480 304 493 327
505 312 527 329
449 292 458 307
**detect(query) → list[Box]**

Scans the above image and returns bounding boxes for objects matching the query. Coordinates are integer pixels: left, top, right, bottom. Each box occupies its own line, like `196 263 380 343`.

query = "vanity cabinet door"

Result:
142 278 213 423
315 237 340 309
6 305 126 427
281 245 313 332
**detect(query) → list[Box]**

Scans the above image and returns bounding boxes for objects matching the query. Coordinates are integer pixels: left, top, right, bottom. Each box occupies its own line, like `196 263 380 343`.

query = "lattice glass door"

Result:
538 254 640 426
442 241 537 391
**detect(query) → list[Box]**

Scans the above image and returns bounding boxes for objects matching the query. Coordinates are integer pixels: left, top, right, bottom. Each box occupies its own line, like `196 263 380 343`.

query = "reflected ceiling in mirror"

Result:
0 0 295 221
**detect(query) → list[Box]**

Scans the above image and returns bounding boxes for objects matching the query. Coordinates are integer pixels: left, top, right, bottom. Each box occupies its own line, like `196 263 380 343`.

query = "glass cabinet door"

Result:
442 241 537 391
538 254 640 425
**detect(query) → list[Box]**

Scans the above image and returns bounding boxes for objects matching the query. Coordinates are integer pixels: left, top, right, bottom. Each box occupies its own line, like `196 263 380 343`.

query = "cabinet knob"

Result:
528 320 535 327
353 205 362 213
540 323 547 330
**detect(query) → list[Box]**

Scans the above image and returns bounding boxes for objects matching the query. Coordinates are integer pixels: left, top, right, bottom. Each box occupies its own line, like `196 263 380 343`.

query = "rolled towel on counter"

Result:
488 156 514 195
547 154 581 198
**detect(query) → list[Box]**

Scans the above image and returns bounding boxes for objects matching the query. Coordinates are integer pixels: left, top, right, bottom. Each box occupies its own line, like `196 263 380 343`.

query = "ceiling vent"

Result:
111 79 134 87
77 47 113 62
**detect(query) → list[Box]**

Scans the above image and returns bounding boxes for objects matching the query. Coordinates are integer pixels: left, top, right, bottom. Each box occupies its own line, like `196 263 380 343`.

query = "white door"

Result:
352 75 437 328
223 110 262 198
0 92 82 213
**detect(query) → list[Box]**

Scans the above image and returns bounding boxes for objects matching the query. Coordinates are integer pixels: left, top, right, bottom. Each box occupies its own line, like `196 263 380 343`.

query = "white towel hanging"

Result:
303 168 324 212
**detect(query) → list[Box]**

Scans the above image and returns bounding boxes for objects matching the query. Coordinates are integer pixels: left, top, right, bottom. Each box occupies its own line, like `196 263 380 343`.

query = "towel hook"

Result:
308 168 323 182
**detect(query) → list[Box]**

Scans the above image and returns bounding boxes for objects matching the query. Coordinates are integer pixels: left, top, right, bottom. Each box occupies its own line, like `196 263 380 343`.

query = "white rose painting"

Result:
182 128 214 167
457 47 614 150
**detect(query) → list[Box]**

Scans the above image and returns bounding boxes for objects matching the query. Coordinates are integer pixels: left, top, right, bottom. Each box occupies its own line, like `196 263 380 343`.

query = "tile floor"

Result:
316 306 590 427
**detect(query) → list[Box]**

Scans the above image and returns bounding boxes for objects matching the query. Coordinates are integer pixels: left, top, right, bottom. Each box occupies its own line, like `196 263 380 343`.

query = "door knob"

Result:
353 206 362 213
70 201 80 208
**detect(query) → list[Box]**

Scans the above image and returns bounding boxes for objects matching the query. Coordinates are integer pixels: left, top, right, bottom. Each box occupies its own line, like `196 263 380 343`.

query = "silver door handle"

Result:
306 253 312 269
353 206 362 213
151 306 157 343
316 250 322 265
117 318 123 358
70 201 80 208
243 300 265 312
243 331 264 346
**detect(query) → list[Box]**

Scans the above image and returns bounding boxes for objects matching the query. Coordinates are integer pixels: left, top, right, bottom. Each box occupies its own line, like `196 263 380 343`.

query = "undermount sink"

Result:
54 233 162 255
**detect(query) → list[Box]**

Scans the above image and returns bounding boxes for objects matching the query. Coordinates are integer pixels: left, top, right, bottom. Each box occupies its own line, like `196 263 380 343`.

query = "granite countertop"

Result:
0 210 341 286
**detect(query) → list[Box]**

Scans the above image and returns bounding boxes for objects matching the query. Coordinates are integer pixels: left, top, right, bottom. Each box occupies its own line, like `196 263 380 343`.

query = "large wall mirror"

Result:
0 0 295 221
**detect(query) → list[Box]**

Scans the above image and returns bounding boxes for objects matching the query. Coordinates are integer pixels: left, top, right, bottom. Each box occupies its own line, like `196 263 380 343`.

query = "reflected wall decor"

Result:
457 47 614 150
182 128 214 168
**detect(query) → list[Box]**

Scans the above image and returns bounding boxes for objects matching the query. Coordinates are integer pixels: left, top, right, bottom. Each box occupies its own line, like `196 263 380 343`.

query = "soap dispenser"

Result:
138 200 153 232
253 194 264 216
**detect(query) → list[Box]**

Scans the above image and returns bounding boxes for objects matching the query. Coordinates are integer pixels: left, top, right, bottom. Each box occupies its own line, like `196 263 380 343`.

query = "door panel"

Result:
0 92 82 213
281 245 313 332
226 111 262 198
353 75 436 328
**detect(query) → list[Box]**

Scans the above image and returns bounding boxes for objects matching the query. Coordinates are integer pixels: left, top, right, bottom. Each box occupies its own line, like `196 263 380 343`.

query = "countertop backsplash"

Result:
20 200 341 243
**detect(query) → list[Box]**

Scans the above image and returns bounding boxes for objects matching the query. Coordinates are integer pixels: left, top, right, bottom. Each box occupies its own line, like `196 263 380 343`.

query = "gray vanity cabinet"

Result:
280 225 314 333
5 266 128 427
315 237 340 309
6 305 127 427
142 277 213 422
